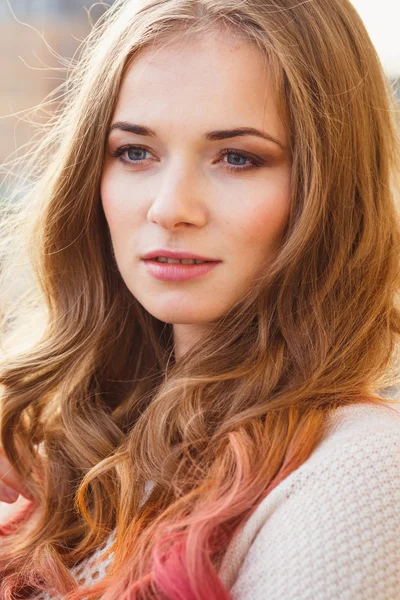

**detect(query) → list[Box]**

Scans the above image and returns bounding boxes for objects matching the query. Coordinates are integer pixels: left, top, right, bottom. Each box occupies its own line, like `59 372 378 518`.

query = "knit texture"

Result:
31 530 117 600
27 398 400 599
219 399 400 599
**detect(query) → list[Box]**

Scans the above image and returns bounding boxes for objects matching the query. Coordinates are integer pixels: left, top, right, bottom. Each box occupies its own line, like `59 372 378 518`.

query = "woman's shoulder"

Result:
219 397 400 595
325 394 400 433
273 396 400 503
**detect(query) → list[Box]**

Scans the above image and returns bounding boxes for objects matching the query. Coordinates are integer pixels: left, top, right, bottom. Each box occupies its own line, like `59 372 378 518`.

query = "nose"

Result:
146 161 208 230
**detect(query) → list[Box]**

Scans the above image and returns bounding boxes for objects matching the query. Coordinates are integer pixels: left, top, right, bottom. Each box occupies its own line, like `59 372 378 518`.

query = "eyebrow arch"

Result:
107 121 286 150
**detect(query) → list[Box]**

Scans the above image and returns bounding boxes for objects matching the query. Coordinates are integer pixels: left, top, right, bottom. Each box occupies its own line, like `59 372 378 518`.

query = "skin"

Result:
0 448 34 512
101 30 291 359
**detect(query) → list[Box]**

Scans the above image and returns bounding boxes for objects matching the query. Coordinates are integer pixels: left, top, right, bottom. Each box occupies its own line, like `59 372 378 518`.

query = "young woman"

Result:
0 0 399 598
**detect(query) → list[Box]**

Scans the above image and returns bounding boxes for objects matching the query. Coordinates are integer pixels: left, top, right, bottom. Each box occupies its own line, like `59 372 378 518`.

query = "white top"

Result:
29 398 400 599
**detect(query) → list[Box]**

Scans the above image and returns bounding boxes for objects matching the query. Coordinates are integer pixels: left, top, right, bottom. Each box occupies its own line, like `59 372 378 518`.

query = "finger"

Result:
0 482 20 503
0 454 33 499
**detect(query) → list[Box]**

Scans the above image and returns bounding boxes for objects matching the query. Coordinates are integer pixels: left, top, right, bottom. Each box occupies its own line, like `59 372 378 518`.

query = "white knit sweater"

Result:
26 398 400 599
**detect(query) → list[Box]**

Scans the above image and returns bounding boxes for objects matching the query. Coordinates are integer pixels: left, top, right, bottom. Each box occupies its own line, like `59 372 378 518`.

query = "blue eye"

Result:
219 149 267 172
126 147 149 161
110 145 152 164
221 150 255 170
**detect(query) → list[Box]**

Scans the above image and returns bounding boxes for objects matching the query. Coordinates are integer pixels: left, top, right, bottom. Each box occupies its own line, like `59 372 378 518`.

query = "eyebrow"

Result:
107 121 286 150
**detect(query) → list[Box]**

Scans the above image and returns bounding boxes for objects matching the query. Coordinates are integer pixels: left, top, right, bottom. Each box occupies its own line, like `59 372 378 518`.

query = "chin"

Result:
130 287 233 325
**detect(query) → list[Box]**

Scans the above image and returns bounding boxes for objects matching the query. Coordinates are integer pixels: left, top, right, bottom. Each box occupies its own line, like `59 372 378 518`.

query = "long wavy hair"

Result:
0 0 400 598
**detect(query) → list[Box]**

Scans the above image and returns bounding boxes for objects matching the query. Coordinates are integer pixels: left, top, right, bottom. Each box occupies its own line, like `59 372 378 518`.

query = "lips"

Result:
142 259 221 281
141 249 220 262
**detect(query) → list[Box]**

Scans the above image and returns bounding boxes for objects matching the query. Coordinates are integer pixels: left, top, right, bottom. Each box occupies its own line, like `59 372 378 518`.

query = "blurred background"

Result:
0 1 116 173
0 0 399 190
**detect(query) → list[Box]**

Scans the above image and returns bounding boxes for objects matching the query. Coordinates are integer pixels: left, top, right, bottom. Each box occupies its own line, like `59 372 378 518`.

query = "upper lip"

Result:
141 249 220 261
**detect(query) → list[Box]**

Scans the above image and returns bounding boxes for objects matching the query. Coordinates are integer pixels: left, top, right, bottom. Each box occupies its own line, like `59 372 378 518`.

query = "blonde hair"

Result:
0 0 399 598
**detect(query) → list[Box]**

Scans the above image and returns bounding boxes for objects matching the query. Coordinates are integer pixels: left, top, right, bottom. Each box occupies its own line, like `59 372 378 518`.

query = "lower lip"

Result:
142 259 221 281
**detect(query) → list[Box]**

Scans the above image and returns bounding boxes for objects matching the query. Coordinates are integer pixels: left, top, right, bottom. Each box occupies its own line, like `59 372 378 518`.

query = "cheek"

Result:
99 174 134 262
100 170 118 226
235 178 290 254
100 169 138 234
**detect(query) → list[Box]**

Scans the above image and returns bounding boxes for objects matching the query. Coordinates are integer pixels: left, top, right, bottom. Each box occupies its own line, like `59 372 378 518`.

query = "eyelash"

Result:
110 144 266 173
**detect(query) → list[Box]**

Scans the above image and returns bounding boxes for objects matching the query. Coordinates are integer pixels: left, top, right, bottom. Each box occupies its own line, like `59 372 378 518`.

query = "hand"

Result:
0 450 33 503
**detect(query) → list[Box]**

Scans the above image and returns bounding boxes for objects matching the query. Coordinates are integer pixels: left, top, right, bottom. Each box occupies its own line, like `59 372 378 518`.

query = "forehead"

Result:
112 33 287 145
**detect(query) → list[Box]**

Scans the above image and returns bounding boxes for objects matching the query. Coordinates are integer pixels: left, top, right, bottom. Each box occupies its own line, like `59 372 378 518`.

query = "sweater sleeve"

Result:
230 430 400 600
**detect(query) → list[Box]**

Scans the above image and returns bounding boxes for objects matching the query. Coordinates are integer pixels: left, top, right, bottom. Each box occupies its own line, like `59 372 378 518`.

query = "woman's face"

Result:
101 32 291 356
